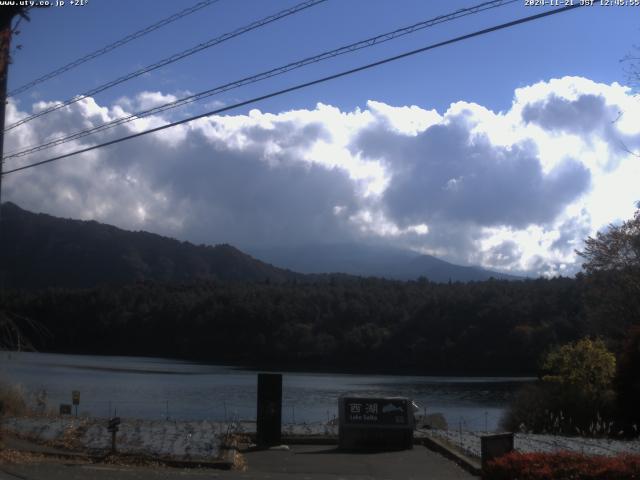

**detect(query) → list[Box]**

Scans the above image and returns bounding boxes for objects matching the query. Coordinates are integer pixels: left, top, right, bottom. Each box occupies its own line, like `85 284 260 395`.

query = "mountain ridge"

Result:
0 202 521 289
248 243 523 282
0 202 300 289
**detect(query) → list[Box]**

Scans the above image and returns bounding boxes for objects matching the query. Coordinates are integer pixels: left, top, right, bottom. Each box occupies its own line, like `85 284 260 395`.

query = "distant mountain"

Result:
248 243 523 282
0 202 300 289
0 203 521 289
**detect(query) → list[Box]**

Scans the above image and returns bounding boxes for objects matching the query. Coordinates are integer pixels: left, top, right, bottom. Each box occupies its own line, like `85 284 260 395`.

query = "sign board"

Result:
107 417 121 432
338 396 414 450
342 397 409 426
59 404 72 415
72 390 80 405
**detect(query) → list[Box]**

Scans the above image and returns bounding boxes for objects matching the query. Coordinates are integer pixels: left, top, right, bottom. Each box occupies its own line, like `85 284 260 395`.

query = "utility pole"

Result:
0 7 24 217
0 6 27 288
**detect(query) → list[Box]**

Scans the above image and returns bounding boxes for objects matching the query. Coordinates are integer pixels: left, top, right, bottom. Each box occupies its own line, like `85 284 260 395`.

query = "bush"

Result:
0 382 27 417
614 326 640 436
0 382 28 449
502 338 617 435
484 451 640 480
501 382 616 435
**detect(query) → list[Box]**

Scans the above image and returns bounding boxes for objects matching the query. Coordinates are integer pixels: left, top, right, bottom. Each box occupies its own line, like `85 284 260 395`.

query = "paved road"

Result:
0 445 477 479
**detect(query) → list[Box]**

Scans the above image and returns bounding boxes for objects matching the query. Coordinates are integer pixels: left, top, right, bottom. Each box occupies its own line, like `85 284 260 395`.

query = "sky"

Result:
2 0 639 277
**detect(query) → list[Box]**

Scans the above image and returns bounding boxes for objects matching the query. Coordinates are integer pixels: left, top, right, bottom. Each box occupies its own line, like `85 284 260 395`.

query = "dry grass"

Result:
0 449 47 465
0 382 28 417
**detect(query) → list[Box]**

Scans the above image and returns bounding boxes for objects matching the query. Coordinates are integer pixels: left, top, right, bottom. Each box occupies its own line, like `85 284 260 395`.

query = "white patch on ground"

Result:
423 429 640 459
2 416 339 459
3 416 226 460
9 416 638 461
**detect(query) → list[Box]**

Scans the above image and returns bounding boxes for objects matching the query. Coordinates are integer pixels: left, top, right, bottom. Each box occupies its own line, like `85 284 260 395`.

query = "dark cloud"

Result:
551 214 591 254
521 92 640 170
522 94 616 134
4 106 360 250
355 117 591 229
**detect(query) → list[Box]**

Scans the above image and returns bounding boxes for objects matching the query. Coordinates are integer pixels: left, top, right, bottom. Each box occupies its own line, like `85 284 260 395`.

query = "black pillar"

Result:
256 373 282 447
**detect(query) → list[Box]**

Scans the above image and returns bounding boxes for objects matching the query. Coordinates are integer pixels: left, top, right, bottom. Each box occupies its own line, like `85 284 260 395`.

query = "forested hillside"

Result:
2 203 637 376
1 276 586 375
0 202 300 288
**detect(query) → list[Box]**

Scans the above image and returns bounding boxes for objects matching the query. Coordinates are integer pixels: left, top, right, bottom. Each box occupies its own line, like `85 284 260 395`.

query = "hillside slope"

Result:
0 202 299 289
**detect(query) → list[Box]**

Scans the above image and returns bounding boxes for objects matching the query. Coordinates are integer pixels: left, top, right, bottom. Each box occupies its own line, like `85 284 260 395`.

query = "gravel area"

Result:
423 429 640 459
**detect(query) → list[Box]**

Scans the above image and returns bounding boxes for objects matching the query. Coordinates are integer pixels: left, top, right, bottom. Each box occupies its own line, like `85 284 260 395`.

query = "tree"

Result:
542 338 616 399
577 205 640 275
576 205 640 343
502 338 617 435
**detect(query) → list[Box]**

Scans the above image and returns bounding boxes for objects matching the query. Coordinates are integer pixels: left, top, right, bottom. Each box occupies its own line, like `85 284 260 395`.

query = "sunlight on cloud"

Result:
4 76 639 277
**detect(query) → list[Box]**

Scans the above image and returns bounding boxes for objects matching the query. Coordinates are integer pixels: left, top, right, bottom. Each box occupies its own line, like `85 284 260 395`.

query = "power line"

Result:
1 4 583 177
3 0 518 161
8 0 222 98
4 0 327 132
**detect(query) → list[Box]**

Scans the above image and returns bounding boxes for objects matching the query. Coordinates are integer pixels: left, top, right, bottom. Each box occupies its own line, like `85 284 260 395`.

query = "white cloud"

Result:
3 76 639 277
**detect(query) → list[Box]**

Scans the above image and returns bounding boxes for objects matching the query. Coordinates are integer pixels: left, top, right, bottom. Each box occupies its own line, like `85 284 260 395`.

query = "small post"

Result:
485 411 488 433
165 400 169 420
107 417 121 454
292 405 295 424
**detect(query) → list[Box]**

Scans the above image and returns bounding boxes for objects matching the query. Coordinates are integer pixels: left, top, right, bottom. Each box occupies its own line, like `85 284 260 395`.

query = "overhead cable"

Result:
3 0 518 161
4 0 327 131
2 4 582 176
8 0 222 97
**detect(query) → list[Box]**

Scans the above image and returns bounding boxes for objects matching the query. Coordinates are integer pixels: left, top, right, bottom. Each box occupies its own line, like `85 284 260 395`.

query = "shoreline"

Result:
2 350 539 379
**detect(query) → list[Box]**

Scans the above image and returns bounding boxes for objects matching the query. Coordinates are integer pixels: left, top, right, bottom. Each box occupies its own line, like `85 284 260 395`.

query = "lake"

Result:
0 351 532 431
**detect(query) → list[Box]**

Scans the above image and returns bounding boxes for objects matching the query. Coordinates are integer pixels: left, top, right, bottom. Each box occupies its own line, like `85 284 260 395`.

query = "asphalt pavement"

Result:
0 444 477 479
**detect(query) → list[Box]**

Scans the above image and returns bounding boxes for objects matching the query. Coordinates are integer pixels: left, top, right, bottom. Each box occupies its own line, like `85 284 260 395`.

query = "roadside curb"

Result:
281 434 338 445
2 446 237 470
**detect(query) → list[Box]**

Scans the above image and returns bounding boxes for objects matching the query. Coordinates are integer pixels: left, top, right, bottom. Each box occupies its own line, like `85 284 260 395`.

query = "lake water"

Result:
0 351 532 431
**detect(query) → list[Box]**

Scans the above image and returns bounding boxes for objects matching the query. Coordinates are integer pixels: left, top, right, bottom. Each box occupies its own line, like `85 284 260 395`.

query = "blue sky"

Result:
3 0 640 277
10 1 636 114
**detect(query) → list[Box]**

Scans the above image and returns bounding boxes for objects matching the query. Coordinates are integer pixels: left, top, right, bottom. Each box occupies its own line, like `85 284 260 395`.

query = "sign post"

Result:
107 417 121 453
256 373 282 447
72 391 80 417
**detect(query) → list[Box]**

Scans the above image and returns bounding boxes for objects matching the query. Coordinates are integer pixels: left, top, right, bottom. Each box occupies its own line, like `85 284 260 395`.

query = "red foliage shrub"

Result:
484 451 640 480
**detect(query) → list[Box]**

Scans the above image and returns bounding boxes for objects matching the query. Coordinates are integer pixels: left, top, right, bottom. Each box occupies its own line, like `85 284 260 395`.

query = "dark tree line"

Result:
0 275 589 375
